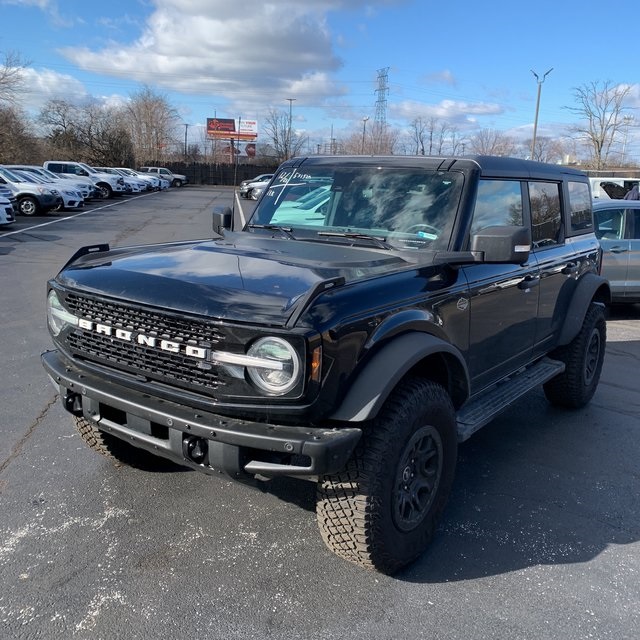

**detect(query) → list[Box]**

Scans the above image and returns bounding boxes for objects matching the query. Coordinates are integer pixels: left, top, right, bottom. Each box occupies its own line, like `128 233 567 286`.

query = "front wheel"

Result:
73 416 179 471
543 302 606 408
96 183 113 199
18 196 39 216
316 378 457 575
172 179 183 188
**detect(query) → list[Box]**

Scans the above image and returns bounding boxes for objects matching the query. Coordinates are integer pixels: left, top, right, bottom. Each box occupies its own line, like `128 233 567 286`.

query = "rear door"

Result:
623 207 640 300
594 204 630 301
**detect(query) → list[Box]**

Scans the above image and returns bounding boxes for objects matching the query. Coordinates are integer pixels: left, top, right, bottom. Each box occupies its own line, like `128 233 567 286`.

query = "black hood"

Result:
57 233 413 326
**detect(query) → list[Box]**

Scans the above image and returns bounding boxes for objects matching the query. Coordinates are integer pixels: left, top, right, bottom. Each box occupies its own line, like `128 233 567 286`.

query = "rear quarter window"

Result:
568 181 593 234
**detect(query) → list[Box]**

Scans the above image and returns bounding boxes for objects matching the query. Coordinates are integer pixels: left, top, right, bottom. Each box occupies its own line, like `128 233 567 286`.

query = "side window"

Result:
470 179 523 235
568 181 592 233
629 210 640 240
47 163 63 173
594 208 624 240
529 181 561 248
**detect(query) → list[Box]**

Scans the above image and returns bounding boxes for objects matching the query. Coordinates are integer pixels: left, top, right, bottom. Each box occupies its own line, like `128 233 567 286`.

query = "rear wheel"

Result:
74 416 178 471
543 302 606 408
316 379 457 575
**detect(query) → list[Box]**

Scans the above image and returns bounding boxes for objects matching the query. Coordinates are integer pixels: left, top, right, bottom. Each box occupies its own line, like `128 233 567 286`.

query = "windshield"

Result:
248 165 463 250
78 162 98 175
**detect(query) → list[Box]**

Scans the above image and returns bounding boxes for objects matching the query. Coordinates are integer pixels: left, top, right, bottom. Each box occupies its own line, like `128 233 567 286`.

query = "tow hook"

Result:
183 436 208 464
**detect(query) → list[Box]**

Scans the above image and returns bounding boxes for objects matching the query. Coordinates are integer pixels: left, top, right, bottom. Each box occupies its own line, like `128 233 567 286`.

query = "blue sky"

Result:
2 0 639 158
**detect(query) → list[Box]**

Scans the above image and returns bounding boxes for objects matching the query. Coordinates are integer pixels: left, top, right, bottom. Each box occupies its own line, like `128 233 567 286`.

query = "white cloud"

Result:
18 67 88 110
56 0 362 114
390 98 504 128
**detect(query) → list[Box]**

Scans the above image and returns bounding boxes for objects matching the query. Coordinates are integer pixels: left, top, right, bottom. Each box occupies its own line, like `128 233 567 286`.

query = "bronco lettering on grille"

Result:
78 318 208 359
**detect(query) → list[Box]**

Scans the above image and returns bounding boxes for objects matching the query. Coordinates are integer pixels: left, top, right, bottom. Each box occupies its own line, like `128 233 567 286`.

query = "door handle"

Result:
609 246 628 254
518 275 540 290
561 262 579 275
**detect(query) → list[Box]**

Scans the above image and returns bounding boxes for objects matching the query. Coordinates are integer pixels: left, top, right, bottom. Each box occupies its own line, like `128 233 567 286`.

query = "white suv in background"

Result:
138 166 188 187
44 161 127 199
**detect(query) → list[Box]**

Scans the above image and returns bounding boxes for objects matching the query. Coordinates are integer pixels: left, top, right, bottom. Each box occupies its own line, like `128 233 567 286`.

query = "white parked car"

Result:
239 173 273 198
0 195 16 226
94 167 149 193
246 179 273 200
116 168 168 191
5 165 94 201
12 169 83 211
44 161 127 199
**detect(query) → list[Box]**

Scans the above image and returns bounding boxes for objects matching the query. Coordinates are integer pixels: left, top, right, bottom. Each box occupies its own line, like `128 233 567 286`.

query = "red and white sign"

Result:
207 117 258 141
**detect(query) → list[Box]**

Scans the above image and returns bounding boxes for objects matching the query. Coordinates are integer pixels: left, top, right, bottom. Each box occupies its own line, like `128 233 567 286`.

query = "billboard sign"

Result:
207 117 257 141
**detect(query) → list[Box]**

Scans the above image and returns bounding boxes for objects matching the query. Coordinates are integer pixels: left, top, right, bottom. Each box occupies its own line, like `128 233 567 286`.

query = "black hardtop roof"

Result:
283 154 587 181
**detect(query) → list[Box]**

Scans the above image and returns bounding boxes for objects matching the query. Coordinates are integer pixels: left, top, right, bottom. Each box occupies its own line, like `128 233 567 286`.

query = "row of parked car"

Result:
0 162 189 226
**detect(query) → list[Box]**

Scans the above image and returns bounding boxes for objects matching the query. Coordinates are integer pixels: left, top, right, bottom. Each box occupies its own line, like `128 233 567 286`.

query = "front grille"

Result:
64 293 228 395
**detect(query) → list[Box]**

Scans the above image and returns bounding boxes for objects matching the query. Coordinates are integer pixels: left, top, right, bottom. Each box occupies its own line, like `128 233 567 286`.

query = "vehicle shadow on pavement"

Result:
398 370 640 582
606 303 640 321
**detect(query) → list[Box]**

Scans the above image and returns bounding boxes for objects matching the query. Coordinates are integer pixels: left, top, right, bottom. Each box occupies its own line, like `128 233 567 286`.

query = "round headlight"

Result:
246 337 301 395
47 290 78 336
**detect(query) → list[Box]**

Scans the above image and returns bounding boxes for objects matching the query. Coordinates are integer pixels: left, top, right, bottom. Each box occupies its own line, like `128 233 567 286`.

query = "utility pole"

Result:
183 123 189 161
622 114 634 164
286 98 296 159
530 68 553 160
361 116 369 154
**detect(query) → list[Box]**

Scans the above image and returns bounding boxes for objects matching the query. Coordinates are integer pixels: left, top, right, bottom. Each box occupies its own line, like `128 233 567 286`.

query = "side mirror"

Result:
471 225 531 263
212 206 233 236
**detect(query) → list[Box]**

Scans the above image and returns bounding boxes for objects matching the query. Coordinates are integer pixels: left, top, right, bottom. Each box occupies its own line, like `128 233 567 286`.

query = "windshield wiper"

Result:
247 224 296 240
317 231 392 250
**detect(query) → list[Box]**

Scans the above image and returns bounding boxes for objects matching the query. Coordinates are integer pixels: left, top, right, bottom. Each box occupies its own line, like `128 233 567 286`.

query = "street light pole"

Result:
361 116 369 154
183 123 189 161
286 98 296 159
622 114 634 164
530 67 553 160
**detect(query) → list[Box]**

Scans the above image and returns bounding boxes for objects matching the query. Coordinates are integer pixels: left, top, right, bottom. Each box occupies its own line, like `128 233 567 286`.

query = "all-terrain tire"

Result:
316 378 457 575
543 302 606 408
73 415 178 471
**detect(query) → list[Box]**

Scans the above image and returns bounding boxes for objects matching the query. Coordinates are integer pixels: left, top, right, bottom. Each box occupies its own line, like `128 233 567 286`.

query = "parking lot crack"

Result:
0 394 58 483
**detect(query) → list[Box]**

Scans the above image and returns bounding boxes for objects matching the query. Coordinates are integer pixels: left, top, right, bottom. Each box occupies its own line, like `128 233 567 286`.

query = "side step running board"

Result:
456 357 565 442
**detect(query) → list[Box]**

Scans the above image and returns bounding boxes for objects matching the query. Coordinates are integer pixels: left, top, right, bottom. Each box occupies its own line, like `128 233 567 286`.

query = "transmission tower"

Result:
374 67 389 127
373 67 389 152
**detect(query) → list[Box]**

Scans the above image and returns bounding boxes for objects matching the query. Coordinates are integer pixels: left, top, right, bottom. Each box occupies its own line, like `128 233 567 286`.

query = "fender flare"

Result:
558 273 610 345
329 332 469 422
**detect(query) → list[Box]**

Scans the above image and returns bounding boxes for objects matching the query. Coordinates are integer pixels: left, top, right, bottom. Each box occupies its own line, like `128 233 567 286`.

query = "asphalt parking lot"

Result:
0 187 638 639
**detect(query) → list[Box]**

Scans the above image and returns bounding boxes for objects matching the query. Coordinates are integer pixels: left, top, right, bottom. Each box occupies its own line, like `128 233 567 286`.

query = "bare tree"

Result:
409 117 428 155
125 85 180 165
565 80 632 170
38 99 84 158
262 108 306 162
0 105 41 162
39 98 134 165
435 121 451 155
468 129 516 156
0 50 28 106
524 136 566 164
449 126 466 155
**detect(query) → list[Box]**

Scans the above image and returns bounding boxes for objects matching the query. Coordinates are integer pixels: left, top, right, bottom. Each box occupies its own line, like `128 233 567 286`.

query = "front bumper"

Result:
42 350 361 480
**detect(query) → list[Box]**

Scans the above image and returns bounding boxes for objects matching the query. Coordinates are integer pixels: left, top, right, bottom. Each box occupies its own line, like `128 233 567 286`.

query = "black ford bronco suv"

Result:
42 155 610 574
